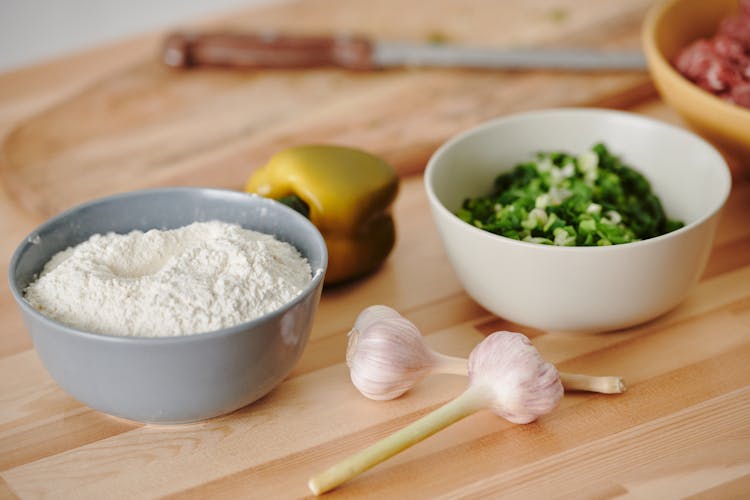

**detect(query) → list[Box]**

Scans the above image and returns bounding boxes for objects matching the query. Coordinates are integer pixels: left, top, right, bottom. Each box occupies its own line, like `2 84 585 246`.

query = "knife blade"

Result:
162 32 647 71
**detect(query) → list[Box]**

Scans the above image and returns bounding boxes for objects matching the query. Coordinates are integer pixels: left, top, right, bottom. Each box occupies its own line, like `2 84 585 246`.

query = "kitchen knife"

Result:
162 32 647 71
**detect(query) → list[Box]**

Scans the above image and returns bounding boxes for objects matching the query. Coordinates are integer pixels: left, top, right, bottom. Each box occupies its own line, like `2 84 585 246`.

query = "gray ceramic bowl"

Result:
9 188 327 424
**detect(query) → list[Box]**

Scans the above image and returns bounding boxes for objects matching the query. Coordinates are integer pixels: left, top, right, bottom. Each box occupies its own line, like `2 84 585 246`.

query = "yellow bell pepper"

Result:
245 145 399 285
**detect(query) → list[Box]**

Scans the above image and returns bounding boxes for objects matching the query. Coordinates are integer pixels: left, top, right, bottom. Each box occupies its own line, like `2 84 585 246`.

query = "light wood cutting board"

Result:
1 0 657 217
3 1 750 498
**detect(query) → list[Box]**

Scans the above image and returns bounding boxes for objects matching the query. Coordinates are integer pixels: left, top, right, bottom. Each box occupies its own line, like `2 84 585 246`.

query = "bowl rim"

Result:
424 107 732 253
8 186 328 345
641 0 750 124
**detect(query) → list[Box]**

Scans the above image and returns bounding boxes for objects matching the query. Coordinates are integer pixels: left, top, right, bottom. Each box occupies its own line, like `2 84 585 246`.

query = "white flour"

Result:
24 221 312 337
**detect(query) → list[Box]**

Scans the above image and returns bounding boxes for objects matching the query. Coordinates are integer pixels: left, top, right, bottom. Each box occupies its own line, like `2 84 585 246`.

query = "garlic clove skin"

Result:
353 305 403 335
467 331 563 424
311 331 564 495
347 316 437 401
346 304 408 370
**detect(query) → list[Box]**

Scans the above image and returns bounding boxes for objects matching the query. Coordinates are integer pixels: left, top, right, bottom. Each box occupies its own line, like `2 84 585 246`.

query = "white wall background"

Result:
0 0 274 72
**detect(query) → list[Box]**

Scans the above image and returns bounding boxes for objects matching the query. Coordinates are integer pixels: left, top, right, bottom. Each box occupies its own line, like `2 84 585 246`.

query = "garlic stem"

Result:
346 305 626 402
558 372 626 394
312 331 564 495
308 387 486 496
431 356 625 394
430 352 467 376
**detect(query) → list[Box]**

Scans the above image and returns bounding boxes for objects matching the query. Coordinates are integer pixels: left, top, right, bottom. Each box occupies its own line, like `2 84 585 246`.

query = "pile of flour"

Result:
24 221 313 337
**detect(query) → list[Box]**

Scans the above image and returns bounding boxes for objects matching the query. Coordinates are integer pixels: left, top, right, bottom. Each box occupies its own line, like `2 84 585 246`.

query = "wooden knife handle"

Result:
162 32 376 70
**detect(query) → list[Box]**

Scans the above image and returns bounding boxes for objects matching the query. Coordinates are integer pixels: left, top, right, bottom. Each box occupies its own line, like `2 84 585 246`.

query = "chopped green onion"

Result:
456 143 684 246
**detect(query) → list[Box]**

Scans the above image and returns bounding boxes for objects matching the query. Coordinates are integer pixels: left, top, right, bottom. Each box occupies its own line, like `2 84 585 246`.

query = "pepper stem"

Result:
308 387 486 495
276 194 310 219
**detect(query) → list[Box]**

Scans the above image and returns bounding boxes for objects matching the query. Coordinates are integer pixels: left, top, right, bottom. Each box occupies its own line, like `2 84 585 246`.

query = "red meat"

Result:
712 34 748 62
730 83 750 106
672 2 750 109
674 40 716 81
718 15 750 50
674 40 741 92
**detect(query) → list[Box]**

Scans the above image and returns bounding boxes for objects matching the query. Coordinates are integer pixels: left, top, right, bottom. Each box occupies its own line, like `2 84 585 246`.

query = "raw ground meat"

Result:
673 0 750 109
719 14 750 48
731 82 750 106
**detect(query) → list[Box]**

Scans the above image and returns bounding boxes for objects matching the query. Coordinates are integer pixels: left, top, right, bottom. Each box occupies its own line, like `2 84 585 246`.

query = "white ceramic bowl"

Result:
424 108 731 333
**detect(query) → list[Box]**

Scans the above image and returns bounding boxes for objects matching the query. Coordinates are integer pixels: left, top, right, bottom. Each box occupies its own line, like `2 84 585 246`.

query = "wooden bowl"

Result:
642 0 750 164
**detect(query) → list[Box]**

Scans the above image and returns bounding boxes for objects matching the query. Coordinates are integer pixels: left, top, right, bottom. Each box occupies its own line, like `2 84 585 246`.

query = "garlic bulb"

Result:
347 315 436 400
351 304 402 333
346 305 625 399
467 331 563 424
310 331 563 495
347 305 467 400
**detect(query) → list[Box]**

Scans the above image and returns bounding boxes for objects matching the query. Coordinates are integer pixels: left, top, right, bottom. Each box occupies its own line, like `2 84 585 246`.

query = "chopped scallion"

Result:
456 143 684 246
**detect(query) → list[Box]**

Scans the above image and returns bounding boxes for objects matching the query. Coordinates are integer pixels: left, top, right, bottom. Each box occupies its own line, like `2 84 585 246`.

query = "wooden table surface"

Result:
1 1 749 498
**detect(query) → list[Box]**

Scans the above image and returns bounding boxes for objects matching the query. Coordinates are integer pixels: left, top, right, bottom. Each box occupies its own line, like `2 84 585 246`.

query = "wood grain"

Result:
1 0 655 218
1 0 750 498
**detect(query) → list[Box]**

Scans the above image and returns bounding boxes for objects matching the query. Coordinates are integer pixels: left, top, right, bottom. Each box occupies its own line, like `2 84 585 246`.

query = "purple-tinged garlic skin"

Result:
347 316 436 400
353 305 402 334
467 331 563 424
311 330 565 495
